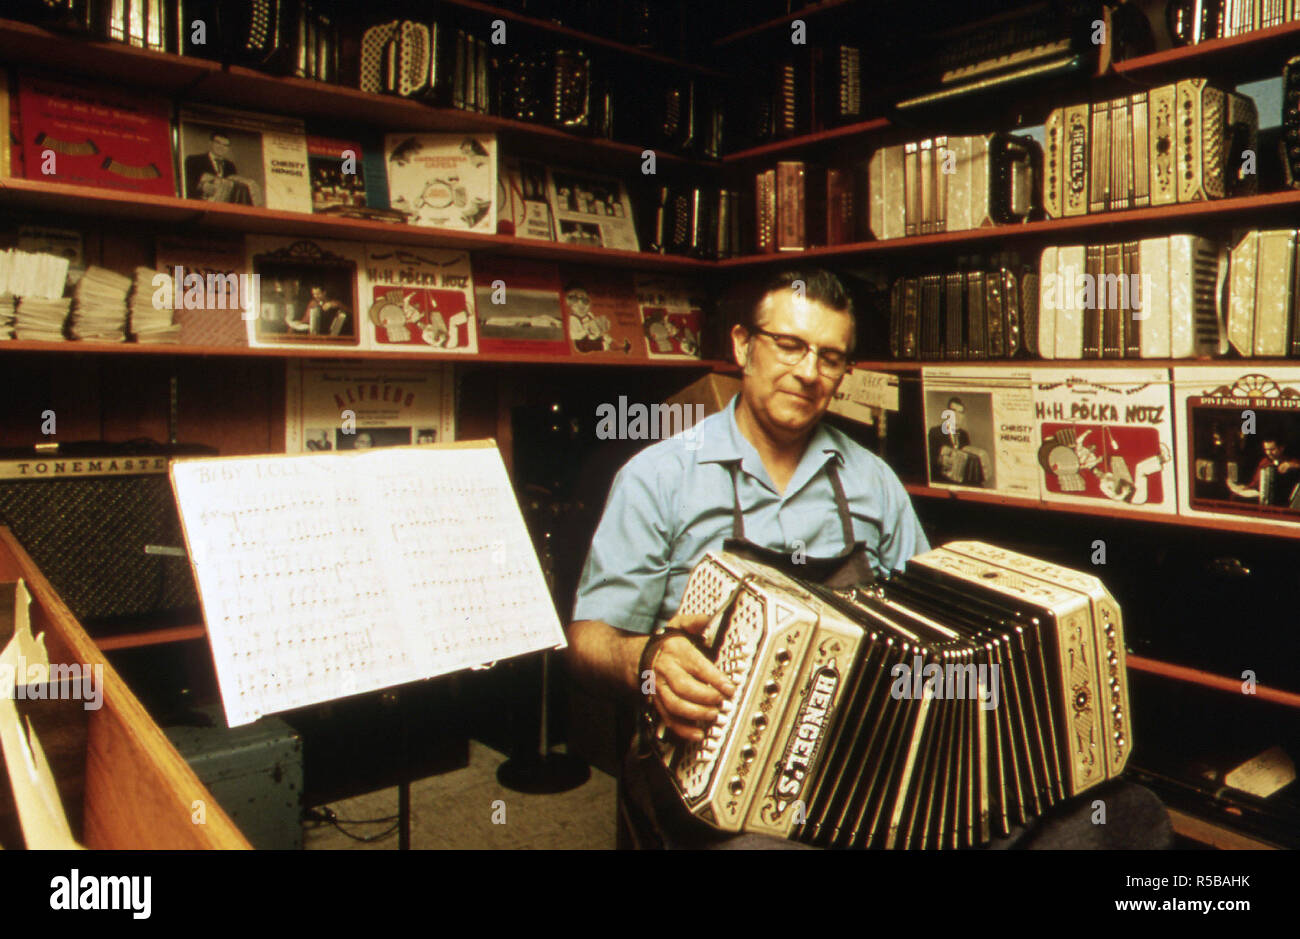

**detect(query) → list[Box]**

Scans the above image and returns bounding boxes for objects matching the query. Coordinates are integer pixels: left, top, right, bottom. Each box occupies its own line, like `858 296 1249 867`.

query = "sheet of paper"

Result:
170 443 566 726
1225 745 1296 799
830 369 899 426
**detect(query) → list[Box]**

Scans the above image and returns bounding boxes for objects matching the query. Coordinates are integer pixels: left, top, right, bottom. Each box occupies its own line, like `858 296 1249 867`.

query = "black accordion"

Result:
650 542 1132 849
890 269 1024 361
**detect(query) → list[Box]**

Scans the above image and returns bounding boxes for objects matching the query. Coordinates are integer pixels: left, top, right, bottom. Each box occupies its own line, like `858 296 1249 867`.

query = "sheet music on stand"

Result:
170 441 566 726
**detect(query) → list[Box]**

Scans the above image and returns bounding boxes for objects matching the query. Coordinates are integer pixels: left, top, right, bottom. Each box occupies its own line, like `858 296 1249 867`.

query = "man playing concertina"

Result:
565 267 1171 850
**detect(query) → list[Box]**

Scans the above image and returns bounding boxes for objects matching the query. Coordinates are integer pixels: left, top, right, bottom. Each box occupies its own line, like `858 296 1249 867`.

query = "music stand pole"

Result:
398 690 410 849
496 649 589 794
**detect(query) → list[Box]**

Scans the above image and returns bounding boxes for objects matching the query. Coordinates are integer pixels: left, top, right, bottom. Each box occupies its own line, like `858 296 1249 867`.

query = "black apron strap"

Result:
726 461 746 540
729 457 853 550
824 461 856 553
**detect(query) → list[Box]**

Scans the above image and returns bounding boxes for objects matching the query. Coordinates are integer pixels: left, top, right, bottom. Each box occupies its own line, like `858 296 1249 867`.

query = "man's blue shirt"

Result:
573 395 930 634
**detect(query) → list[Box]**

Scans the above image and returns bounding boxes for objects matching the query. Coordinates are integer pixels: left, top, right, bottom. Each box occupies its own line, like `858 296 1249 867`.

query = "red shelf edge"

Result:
906 482 1300 539
0 177 714 270
722 117 891 163
1114 18 1300 75
0 338 732 368
96 624 208 652
1126 655 1300 709
719 189 1300 266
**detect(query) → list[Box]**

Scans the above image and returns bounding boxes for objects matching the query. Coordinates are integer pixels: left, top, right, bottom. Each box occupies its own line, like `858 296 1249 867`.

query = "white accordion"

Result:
650 543 1132 849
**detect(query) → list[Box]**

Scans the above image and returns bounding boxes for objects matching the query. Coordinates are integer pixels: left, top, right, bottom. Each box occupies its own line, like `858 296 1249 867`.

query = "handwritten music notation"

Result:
171 444 566 726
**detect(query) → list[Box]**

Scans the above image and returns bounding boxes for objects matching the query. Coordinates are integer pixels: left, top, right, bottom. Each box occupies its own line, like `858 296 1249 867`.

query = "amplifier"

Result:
0 443 212 633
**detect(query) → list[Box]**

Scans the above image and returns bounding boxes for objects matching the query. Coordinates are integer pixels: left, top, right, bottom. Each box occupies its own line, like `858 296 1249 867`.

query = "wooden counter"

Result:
0 526 249 849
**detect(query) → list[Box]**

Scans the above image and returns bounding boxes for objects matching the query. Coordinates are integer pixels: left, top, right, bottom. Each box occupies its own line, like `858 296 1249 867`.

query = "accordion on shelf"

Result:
889 269 1024 360
817 43 863 127
868 133 1041 240
500 49 594 130
1043 78 1257 219
359 19 488 111
650 543 1132 849
1226 229 1300 356
646 186 742 259
1168 0 1300 45
1283 56 1300 188
1037 235 1225 360
754 163 856 252
892 1 1100 111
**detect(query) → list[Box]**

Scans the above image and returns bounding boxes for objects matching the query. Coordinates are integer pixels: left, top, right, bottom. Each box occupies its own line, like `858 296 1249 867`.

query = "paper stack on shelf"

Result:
14 297 71 341
68 266 131 342
129 267 180 343
2 248 73 340
0 248 69 301
0 294 14 339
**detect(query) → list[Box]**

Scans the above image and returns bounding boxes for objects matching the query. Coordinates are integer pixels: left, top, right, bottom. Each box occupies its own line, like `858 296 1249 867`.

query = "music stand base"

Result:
497 752 590 794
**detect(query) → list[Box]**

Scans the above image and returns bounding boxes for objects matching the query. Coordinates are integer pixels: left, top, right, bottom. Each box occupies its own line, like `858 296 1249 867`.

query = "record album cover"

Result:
385 133 496 232
546 166 639 251
922 367 1037 497
361 245 477 353
1032 368 1176 514
15 75 174 196
284 360 456 454
635 274 704 360
1174 367 1300 527
499 157 554 240
244 236 363 349
155 234 254 347
471 256 568 357
307 135 369 213
178 104 312 212
559 267 645 359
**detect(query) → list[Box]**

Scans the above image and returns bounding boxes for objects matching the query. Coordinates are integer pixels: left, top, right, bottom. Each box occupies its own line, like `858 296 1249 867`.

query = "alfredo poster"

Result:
284 361 456 454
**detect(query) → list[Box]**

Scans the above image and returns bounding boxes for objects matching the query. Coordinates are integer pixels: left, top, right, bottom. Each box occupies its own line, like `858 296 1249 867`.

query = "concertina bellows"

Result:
649 542 1132 849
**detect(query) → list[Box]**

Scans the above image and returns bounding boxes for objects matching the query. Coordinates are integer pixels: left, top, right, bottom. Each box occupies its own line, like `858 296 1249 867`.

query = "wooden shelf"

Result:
0 177 713 271
1114 17 1300 81
0 336 732 368
96 624 208 653
714 0 858 47
1127 655 1300 709
0 17 220 95
723 117 891 163
0 19 712 176
851 357 1300 372
906 482 1300 539
434 0 729 78
201 67 708 174
719 189 1300 266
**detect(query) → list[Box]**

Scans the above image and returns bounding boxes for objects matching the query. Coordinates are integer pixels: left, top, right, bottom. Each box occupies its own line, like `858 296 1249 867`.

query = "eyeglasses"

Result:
752 328 850 377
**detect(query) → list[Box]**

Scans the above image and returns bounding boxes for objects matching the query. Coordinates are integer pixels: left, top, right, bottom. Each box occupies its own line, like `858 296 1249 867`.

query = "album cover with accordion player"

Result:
647 543 1131 849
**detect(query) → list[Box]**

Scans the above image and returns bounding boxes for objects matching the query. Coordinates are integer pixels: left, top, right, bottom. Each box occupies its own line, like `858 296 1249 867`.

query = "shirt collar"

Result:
697 394 846 487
